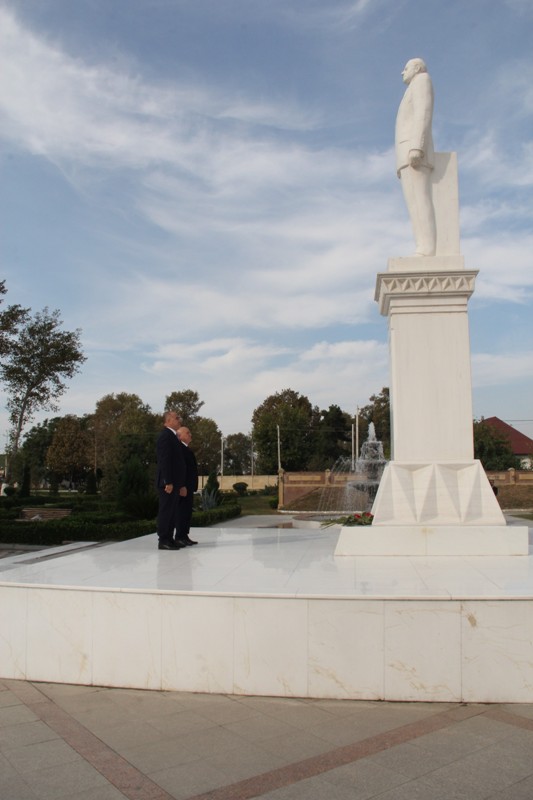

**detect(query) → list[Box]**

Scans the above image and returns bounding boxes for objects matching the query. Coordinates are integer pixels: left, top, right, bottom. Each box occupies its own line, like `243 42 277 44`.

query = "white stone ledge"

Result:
335 524 529 556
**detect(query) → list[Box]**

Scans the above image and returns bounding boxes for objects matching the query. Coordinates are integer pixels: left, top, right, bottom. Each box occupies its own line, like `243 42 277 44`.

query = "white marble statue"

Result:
395 58 436 257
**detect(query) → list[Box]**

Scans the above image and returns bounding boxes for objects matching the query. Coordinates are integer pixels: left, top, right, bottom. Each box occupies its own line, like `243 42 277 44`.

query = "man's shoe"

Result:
176 536 197 547
158 540 181 550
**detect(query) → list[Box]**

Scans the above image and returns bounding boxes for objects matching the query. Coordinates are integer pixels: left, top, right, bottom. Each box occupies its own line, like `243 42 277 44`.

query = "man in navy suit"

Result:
156 410 187 550
175 426 199 546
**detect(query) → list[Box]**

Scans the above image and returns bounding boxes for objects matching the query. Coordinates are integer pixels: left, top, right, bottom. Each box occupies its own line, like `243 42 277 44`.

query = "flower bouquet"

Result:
321 512 373 528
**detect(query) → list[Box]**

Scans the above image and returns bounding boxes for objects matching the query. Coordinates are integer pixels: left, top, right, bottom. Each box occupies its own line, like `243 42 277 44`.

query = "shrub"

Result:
201 471 222 510
232 482 248 496
192 504 241 527
85 469 98 495
117 455 151 516
121 491 158 521
0 503 241 545
19 466 31 498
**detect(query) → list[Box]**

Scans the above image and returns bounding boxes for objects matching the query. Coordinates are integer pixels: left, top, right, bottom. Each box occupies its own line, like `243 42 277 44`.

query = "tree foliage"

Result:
0 280 28 361
224 432 252 475
87 393 158 498
473 419 520 471
117 454 158 519
191 417 222 475
1 307 86 460
308 404 351 470
165 389 204 425
358 387 390 458
46 415 91 485
18 417 61 488
252 389 318 472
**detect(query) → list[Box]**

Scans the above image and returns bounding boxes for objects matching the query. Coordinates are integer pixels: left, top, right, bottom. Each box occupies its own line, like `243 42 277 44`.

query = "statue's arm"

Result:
408 74 434 161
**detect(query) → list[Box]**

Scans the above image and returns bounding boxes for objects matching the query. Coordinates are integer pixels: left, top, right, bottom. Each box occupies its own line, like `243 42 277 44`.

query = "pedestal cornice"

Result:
375 270 478 316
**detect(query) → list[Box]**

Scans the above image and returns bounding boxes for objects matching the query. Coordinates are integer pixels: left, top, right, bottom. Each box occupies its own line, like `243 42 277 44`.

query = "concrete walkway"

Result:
2 679 533 799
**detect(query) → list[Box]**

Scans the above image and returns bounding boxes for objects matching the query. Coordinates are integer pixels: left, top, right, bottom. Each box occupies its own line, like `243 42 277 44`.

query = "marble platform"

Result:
1 520 533 703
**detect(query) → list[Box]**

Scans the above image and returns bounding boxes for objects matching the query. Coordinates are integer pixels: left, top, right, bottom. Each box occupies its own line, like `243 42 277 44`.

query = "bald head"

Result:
163 410 182 431
402 58 428 85
177 426 192 445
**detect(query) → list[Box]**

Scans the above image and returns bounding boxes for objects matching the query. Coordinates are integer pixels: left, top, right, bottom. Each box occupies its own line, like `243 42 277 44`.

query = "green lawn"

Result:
236 495 278 515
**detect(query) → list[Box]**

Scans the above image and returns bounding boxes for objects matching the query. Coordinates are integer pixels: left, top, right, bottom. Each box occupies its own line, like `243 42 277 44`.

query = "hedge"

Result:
0 503 241 546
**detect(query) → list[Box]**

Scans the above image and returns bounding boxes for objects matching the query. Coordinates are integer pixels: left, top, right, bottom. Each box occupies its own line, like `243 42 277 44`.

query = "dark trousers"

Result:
157 488 179 543
175 495 194 540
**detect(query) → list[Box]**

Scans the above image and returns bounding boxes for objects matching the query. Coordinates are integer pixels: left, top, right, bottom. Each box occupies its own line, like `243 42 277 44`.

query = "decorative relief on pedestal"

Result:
372 461 506 526
375 270 478 315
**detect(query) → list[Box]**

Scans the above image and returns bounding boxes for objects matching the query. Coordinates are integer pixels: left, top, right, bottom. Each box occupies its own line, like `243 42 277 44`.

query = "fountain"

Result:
351 422 387 510
311 424 387 516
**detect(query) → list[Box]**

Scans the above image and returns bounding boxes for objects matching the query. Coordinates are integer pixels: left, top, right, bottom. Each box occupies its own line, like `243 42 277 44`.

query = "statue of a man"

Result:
395 58 436 257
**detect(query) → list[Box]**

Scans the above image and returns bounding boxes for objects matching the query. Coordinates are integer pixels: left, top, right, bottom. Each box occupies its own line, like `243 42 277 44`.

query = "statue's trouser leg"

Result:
400 166 436 256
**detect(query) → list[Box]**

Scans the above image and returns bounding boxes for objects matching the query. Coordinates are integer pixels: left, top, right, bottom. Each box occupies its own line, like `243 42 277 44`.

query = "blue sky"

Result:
1 0 532 441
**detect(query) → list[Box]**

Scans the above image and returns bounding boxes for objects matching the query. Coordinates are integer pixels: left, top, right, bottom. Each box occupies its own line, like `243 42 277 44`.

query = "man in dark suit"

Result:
156 410 187 550
175 426 199 546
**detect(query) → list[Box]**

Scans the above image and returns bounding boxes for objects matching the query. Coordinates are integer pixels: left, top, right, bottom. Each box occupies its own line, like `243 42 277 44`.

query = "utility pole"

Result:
250 433 254 489
356 406 359 470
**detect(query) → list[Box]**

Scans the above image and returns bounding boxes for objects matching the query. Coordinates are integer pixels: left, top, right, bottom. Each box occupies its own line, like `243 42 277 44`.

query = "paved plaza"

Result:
3 678 533 800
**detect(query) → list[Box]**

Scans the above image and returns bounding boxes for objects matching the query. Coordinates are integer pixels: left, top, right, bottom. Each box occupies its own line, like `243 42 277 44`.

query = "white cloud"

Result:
0 6 321 175
278 0 392 33
472 351 533 387
462 234 533 301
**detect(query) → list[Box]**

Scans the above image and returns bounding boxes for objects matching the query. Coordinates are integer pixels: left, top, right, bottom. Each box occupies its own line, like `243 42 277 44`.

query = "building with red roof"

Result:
483 417 533 469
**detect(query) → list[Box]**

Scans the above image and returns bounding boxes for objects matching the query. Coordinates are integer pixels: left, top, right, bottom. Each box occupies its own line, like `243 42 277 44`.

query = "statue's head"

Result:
402 58 427 85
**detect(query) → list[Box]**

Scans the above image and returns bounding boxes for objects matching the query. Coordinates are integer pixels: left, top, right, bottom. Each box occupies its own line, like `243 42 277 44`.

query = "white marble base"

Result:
372 461 508 526
1 525 533 702
335 524 529 556
388 255 464 273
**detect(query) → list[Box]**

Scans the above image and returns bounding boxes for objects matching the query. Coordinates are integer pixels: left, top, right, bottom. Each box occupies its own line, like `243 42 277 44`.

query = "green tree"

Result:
117 454 157 518
165 389 204 426
192 417 222 475
1 308 86 466
19 464 31 497
0 280 28 361
308 404 351 470
46 415 91 487
18 417 60 489
85 468 98 495
224 432 252 474
358 388 390 457
473 419 520 470
252 389 317 472
87 393 158 498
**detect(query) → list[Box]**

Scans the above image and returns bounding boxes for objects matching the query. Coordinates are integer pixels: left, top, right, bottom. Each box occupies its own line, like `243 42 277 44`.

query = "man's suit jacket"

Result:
156 427 186 490
181 442 199 494
395 72 434 175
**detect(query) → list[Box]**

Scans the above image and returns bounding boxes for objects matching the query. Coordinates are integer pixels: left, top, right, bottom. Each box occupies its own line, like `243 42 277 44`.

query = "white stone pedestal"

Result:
336 153 528 557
